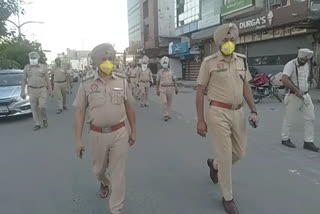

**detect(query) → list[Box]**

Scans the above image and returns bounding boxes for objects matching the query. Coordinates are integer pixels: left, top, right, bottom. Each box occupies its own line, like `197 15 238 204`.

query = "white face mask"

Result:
30 59 39 65
162 63 168 69
142 64 148 71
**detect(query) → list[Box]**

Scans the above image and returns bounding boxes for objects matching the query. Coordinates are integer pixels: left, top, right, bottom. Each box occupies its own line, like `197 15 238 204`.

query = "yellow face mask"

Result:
221 41 235 56
99 60 114 75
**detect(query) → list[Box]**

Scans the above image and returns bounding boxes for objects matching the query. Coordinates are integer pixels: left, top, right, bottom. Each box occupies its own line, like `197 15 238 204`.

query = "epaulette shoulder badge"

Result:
204 53 218 62
235 52 247 59
113 72 127 79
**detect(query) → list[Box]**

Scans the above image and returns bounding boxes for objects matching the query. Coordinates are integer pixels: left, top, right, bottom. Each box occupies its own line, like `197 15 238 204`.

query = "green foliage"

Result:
0 37 47 69
0 0 22 37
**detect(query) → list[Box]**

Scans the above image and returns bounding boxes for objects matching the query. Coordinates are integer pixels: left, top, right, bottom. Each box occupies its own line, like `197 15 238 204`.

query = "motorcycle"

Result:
250 72 284 104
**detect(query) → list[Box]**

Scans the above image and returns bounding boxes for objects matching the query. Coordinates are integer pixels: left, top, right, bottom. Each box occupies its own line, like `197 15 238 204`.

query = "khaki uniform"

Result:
52 66 70 110
138 68 153 106
197 51 252 201
127 68 138 98
73 71 134 214
282 59 315 142
157 68 175 117
23 64 49 126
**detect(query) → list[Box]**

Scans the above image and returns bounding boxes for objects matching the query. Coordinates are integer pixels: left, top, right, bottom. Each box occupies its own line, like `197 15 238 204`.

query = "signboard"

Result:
169 42 189 55
261 30 274 40
221 0 253 16
274 28 285 38
234 1 308 34
245 34 253 42
235 11 274 34
253 32 261 41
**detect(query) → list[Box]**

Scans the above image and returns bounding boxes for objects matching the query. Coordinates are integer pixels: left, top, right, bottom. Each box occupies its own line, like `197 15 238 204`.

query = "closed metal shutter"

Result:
183 60 201 80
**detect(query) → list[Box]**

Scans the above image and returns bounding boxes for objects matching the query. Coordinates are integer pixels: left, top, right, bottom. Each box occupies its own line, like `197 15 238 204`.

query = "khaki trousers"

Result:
89 126 129 214
54 82 68 110
129 78 137 98
281 94 315 142
160 87 173 117
28 87 48 126
207 106 247 201
139 82 150 105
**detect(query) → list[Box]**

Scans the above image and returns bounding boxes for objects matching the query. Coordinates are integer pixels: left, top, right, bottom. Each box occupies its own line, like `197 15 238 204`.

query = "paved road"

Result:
0 85 319 214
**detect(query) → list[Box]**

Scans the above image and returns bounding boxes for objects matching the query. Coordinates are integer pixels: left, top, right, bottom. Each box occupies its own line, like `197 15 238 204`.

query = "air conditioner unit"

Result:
269 0 281 7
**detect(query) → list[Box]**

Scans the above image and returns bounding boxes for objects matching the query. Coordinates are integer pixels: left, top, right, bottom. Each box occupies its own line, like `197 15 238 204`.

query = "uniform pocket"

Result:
88 93 105 109
212 69 228 81
111 88 124 105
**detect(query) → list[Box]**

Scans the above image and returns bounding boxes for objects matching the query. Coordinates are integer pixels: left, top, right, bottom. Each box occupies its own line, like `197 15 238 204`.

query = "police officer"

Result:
51 58 72 114
196 23 258 214
281 48 319 152
137 55 153 107
127 64 138 98
156 56 178 121
73 43 136 214
21 52 53 131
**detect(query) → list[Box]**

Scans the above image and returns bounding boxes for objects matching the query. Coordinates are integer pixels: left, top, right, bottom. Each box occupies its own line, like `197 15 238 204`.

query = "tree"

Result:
0 0 22 37
0 37 47 69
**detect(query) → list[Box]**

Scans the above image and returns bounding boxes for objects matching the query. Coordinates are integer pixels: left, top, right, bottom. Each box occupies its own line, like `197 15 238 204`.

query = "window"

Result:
175 0 200 28
144 25 149 41
143 1 149 19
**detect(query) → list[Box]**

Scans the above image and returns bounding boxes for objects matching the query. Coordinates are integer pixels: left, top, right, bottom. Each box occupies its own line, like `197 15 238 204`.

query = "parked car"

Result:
0 69 32 117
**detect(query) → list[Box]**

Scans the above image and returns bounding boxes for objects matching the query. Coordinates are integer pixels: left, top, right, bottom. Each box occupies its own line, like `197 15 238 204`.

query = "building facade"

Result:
127 0 143 55
170 0 222 80
223 0 320 80
128 0 320 82
171 0 320 81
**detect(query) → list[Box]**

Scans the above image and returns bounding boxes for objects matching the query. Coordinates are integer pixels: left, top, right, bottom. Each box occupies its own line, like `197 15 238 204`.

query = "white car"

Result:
0 69 32 117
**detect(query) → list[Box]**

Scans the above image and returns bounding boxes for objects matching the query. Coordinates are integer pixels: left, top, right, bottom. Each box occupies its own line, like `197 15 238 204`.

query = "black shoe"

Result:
56 109 62 114
282 139 296 148
144 104 149 107
63 106 69 110
43 120 48 128
207 159 218 184
304 142 320 152
164 116 169 121
222 198 239 214
33 125 41 131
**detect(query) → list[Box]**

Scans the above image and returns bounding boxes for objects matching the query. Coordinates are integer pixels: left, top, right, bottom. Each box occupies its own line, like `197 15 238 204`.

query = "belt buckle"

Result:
101 127 112 133
231 104 241 110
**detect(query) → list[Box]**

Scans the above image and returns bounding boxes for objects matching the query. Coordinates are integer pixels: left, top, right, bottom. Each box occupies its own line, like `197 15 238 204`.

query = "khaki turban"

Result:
214 23 239 45
160 56 169 67
28 52 40 59
90 43 116 66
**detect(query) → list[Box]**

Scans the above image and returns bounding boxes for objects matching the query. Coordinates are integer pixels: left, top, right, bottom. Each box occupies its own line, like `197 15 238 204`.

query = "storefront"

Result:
169 41 201 80
233 1 319 75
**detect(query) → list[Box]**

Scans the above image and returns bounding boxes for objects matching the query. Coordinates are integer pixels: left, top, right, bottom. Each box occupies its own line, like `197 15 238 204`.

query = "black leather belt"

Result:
55 80 66 83
28 86 45 89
